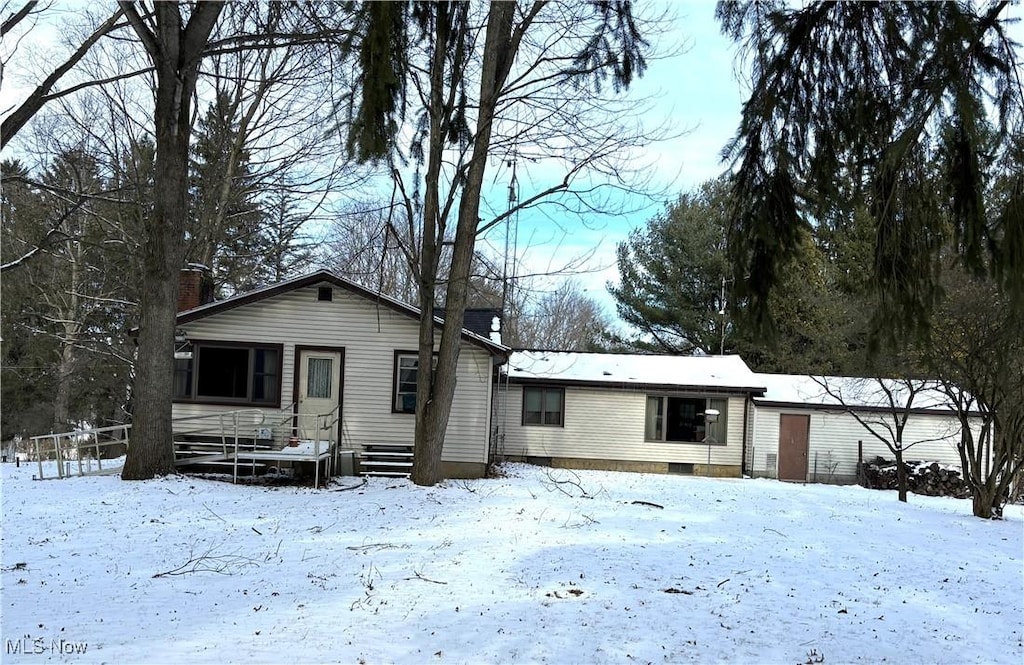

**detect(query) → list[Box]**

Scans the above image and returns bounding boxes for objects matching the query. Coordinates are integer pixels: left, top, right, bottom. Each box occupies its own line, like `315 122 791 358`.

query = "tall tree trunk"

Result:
411 4 455 486
53 338 76 433
122 80 192 479
412 3 516 486
53 246 81 433
121 2 224 480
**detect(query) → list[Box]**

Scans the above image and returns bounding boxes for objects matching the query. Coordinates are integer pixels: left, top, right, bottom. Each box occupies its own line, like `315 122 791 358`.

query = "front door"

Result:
297 349 343 441
778 414 810 482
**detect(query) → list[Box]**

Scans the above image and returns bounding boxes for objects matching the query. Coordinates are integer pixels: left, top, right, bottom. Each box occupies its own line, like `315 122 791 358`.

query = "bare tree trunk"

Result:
410 5 456 487
52 246 81 433
122 83 191 478
894 448 908 503
53 340 75 433
411 3 517 486
121 2 223 480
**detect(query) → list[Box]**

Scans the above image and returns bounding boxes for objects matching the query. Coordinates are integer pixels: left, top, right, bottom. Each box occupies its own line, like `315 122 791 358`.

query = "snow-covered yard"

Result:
2 461 1021 664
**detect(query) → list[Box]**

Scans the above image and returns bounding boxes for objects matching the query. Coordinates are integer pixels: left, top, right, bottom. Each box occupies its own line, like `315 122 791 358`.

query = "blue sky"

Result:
0 3 740 322
5 2 1018 325
475 3 746 318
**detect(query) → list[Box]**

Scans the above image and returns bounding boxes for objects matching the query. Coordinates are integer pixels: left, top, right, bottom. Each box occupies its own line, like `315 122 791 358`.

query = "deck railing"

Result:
28 423 131 481
26 405 342 482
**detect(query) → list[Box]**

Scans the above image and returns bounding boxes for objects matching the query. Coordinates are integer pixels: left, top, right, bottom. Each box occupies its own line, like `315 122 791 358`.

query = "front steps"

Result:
360 443 413 478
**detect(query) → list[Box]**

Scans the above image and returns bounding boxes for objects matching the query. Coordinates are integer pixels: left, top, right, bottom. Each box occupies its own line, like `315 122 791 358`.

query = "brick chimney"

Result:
178 265 214 312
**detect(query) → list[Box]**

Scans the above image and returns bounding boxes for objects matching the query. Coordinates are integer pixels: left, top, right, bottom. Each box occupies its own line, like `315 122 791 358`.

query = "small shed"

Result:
747 373 973 484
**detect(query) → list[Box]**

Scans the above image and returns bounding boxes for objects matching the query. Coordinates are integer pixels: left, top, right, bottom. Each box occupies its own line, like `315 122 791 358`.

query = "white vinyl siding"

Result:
499 385 746 467
172 284 494 463
748 404 971 481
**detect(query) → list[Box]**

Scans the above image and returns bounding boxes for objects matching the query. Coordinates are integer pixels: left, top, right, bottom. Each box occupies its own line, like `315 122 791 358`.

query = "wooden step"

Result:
359 443 414 478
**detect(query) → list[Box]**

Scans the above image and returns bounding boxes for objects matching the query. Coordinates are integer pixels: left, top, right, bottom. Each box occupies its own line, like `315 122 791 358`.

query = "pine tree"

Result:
718 1 1023 339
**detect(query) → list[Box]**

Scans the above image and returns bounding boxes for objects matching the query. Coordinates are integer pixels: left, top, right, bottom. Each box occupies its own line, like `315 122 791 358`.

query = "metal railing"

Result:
26 405 343 483
29 423 131 481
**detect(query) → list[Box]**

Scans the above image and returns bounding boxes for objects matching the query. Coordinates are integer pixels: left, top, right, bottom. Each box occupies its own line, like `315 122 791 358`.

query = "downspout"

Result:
741 393 751 477
487 351 510 467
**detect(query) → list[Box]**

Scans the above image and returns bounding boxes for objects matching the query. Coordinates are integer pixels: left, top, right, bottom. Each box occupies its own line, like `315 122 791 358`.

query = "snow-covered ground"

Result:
2 461 1021 664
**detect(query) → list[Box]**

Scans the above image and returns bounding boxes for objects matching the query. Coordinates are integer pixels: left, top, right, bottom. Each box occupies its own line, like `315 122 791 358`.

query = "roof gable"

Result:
176 270 508 356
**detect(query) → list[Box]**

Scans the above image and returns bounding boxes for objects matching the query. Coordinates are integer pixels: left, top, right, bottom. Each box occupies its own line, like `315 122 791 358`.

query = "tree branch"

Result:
1 0 37 38
1 8 126 148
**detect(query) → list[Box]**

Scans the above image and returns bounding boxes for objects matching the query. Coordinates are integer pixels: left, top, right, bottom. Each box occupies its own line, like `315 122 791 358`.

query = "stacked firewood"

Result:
858 457 971 499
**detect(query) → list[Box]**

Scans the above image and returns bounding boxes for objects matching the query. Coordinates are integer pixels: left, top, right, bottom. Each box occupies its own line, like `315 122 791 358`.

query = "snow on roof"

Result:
504 351 766 393
753 373 953 411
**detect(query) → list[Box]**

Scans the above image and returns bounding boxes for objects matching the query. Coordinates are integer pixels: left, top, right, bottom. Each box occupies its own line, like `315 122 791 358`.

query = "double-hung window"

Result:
393 352 437 413
522 386 564 426
645 396 728 444
173 342 281 406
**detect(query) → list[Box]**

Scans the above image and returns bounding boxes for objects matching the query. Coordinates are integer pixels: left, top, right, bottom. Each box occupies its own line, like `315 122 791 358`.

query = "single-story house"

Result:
167 269 978 485
493 352 978 484
494 350 766 476
172 269 508 478
746 373 976 484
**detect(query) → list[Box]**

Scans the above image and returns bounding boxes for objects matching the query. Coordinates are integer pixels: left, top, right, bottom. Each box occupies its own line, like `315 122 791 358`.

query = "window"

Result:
522 387 564 426
645 396 728 444
173 342 281 406
317 286 333 302
392 352 436 413
306 357 333 399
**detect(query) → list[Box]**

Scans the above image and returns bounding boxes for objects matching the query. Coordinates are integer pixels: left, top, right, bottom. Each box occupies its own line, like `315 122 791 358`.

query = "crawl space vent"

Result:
766 453 777 471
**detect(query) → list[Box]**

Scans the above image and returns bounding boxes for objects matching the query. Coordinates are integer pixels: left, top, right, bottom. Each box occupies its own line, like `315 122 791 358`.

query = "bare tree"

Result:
185 3 364 293
340 2 665 485
511 279 611 351
117 2 225 480
324 199 419 305
812 376 952 503
925 275 1024 519
3 3 363 478
1 5 130 147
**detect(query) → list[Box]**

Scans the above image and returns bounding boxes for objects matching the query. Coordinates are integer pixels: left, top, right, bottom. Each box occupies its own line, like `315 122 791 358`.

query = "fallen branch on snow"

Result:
404 571 447 585
153 545 258 578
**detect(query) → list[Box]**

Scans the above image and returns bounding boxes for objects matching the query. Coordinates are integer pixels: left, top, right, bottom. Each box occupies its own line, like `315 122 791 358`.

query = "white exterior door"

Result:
297 350 342 441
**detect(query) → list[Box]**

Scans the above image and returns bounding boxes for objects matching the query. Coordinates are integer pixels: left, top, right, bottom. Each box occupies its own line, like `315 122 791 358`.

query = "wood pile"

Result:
858 456 971 499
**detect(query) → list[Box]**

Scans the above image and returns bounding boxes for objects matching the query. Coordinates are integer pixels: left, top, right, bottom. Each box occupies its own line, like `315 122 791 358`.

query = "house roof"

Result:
752 373 957 413
176 270 509 356
504 351 767 394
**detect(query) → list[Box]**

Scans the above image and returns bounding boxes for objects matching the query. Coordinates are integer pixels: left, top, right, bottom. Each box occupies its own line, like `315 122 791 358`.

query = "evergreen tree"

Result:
717 1 1023 340
257 188 317 285
610 176 870 375
610 178 731 355
1 150 135 439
